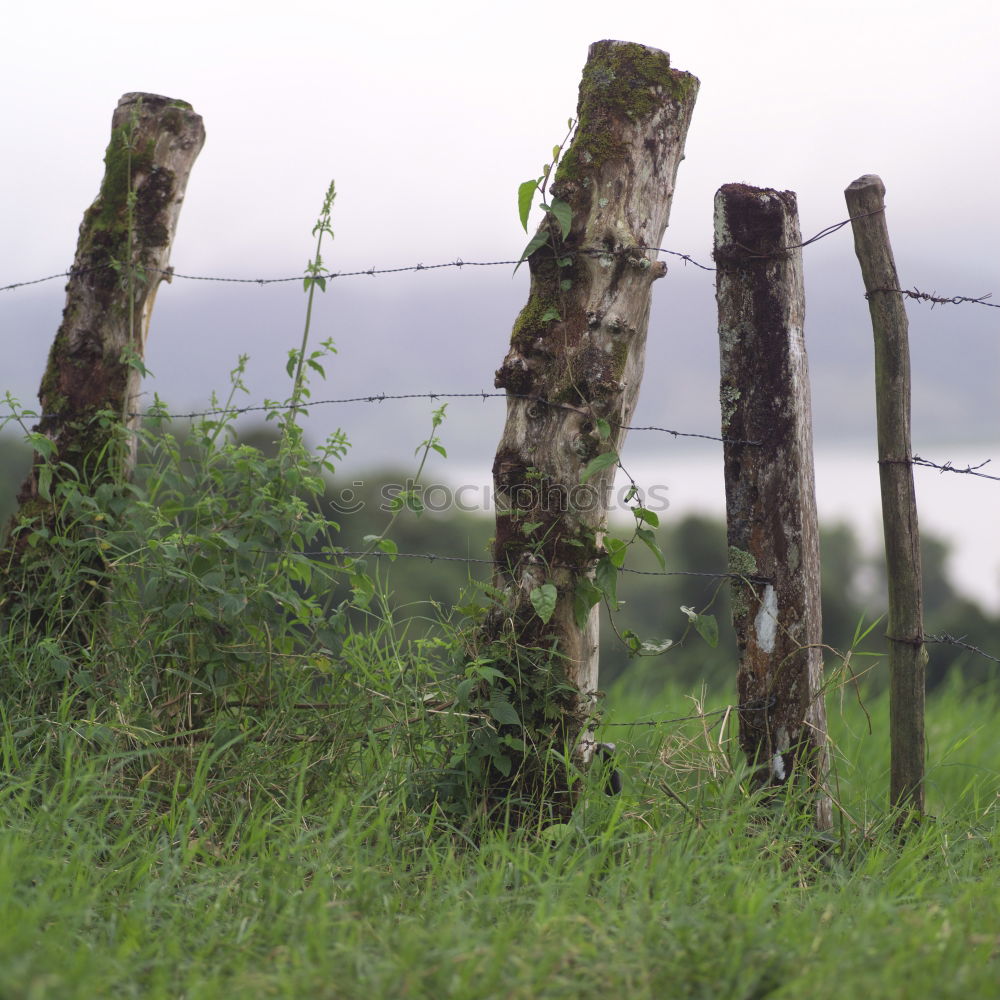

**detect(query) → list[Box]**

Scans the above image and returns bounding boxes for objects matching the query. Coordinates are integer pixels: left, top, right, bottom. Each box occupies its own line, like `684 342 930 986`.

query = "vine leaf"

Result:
489 689 522 728
548 199 573 240
633 507 659 528
580 450 619 483
604 536 628 568
518 179 539 232
596 555 620 610
681 606 719 648
530 582 558 624
640 638 674 655
636 527 666 569
573 578 603 629
515 231 550 274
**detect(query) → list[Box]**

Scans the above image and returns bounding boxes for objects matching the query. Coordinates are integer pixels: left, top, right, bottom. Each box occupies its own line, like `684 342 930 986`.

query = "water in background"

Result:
440 441 1000 613
624 443 1000 614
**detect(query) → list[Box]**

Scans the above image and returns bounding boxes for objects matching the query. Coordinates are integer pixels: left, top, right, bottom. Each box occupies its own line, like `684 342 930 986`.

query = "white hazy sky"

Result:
4 0 999 278
3 0 999 607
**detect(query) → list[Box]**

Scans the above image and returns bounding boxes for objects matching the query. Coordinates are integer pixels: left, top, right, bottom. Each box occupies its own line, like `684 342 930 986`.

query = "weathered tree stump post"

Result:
845 174 926 821
2 93 204 620
482 40 698 822
714 184 831 830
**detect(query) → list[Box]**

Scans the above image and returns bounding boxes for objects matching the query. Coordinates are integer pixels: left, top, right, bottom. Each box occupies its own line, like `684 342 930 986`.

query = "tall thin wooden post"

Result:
483 40 698 822
2 93 204 620
714 184 831 829
845 174 926 820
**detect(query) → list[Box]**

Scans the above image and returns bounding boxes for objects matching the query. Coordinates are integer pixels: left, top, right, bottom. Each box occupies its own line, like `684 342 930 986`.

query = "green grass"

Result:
2 679 998 1000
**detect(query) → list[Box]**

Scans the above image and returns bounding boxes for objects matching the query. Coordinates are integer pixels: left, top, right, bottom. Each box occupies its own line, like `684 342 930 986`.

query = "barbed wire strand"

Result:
912 455 1000 482
868 287 1000 310
2 246 715 292
293 547 756 582
126 391 757 445
597 696 776 729
880 455 1000 483
925 633 1000 664
0 209 922 293
720 208 887 263
221 546 1000 665
3 391 750 446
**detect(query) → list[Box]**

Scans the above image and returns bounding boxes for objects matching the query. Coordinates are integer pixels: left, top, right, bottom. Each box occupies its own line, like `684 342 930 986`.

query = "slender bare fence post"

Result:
845 175 927 820
1 93 204 618
713 184 831 830
482 40 698 822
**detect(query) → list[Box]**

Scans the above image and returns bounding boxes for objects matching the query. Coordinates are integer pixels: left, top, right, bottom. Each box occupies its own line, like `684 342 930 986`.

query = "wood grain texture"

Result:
484 41 698 813
845 174 926 818
714 183 831 829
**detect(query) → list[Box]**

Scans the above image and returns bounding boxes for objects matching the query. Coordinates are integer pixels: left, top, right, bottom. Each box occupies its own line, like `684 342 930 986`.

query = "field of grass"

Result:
2 675 998 1000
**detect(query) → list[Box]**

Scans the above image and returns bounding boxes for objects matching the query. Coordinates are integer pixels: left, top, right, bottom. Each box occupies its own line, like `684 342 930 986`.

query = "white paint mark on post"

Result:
754 584 778 653
771 754 786 781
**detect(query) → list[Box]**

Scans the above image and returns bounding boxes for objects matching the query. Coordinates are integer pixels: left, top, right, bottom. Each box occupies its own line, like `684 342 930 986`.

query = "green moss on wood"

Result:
610 339 629 381
557 42 697 188
511 286 561 350
728 545 759 621
728 545 758 577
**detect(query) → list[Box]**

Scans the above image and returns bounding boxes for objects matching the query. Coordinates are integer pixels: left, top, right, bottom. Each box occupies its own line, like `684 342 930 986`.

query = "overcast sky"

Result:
5 0 1000 274
5 0 998 384
3 0 999 602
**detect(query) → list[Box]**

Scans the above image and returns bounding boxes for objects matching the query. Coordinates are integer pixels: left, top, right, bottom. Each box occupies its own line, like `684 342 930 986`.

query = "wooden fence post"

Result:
483 40 698 821
845 174 926 820
714 184 831 830
2 93 204 618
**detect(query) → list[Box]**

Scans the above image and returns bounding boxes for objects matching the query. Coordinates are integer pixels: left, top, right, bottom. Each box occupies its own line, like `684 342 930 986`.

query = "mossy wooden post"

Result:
845 174 926 820
714 184 831 830
1 93 204 618
484 40 698 822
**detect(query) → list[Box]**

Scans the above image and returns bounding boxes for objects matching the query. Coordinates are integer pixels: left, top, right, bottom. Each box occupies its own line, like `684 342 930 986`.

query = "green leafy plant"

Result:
289 179 337 414
515 118 576 277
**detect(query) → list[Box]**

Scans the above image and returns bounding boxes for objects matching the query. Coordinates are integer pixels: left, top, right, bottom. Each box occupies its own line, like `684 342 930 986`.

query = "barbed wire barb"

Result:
877 455 999 483
868 286 1000 310
924 633 1000 664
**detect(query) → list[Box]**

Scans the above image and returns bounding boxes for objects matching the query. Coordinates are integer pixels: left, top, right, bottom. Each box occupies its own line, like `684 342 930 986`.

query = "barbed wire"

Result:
169 258 525 285
206 542 1000 667
0 210 923 294
925 633 1000 664
297 546 754 583
868 287 1000 310
0 269 99 293
597 696 775 729
880 455 1000 483
130 390 756 445
912 455 999 482
1 245 718 293
1 390 749 446
271 545 1000 667
717 208 894 266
